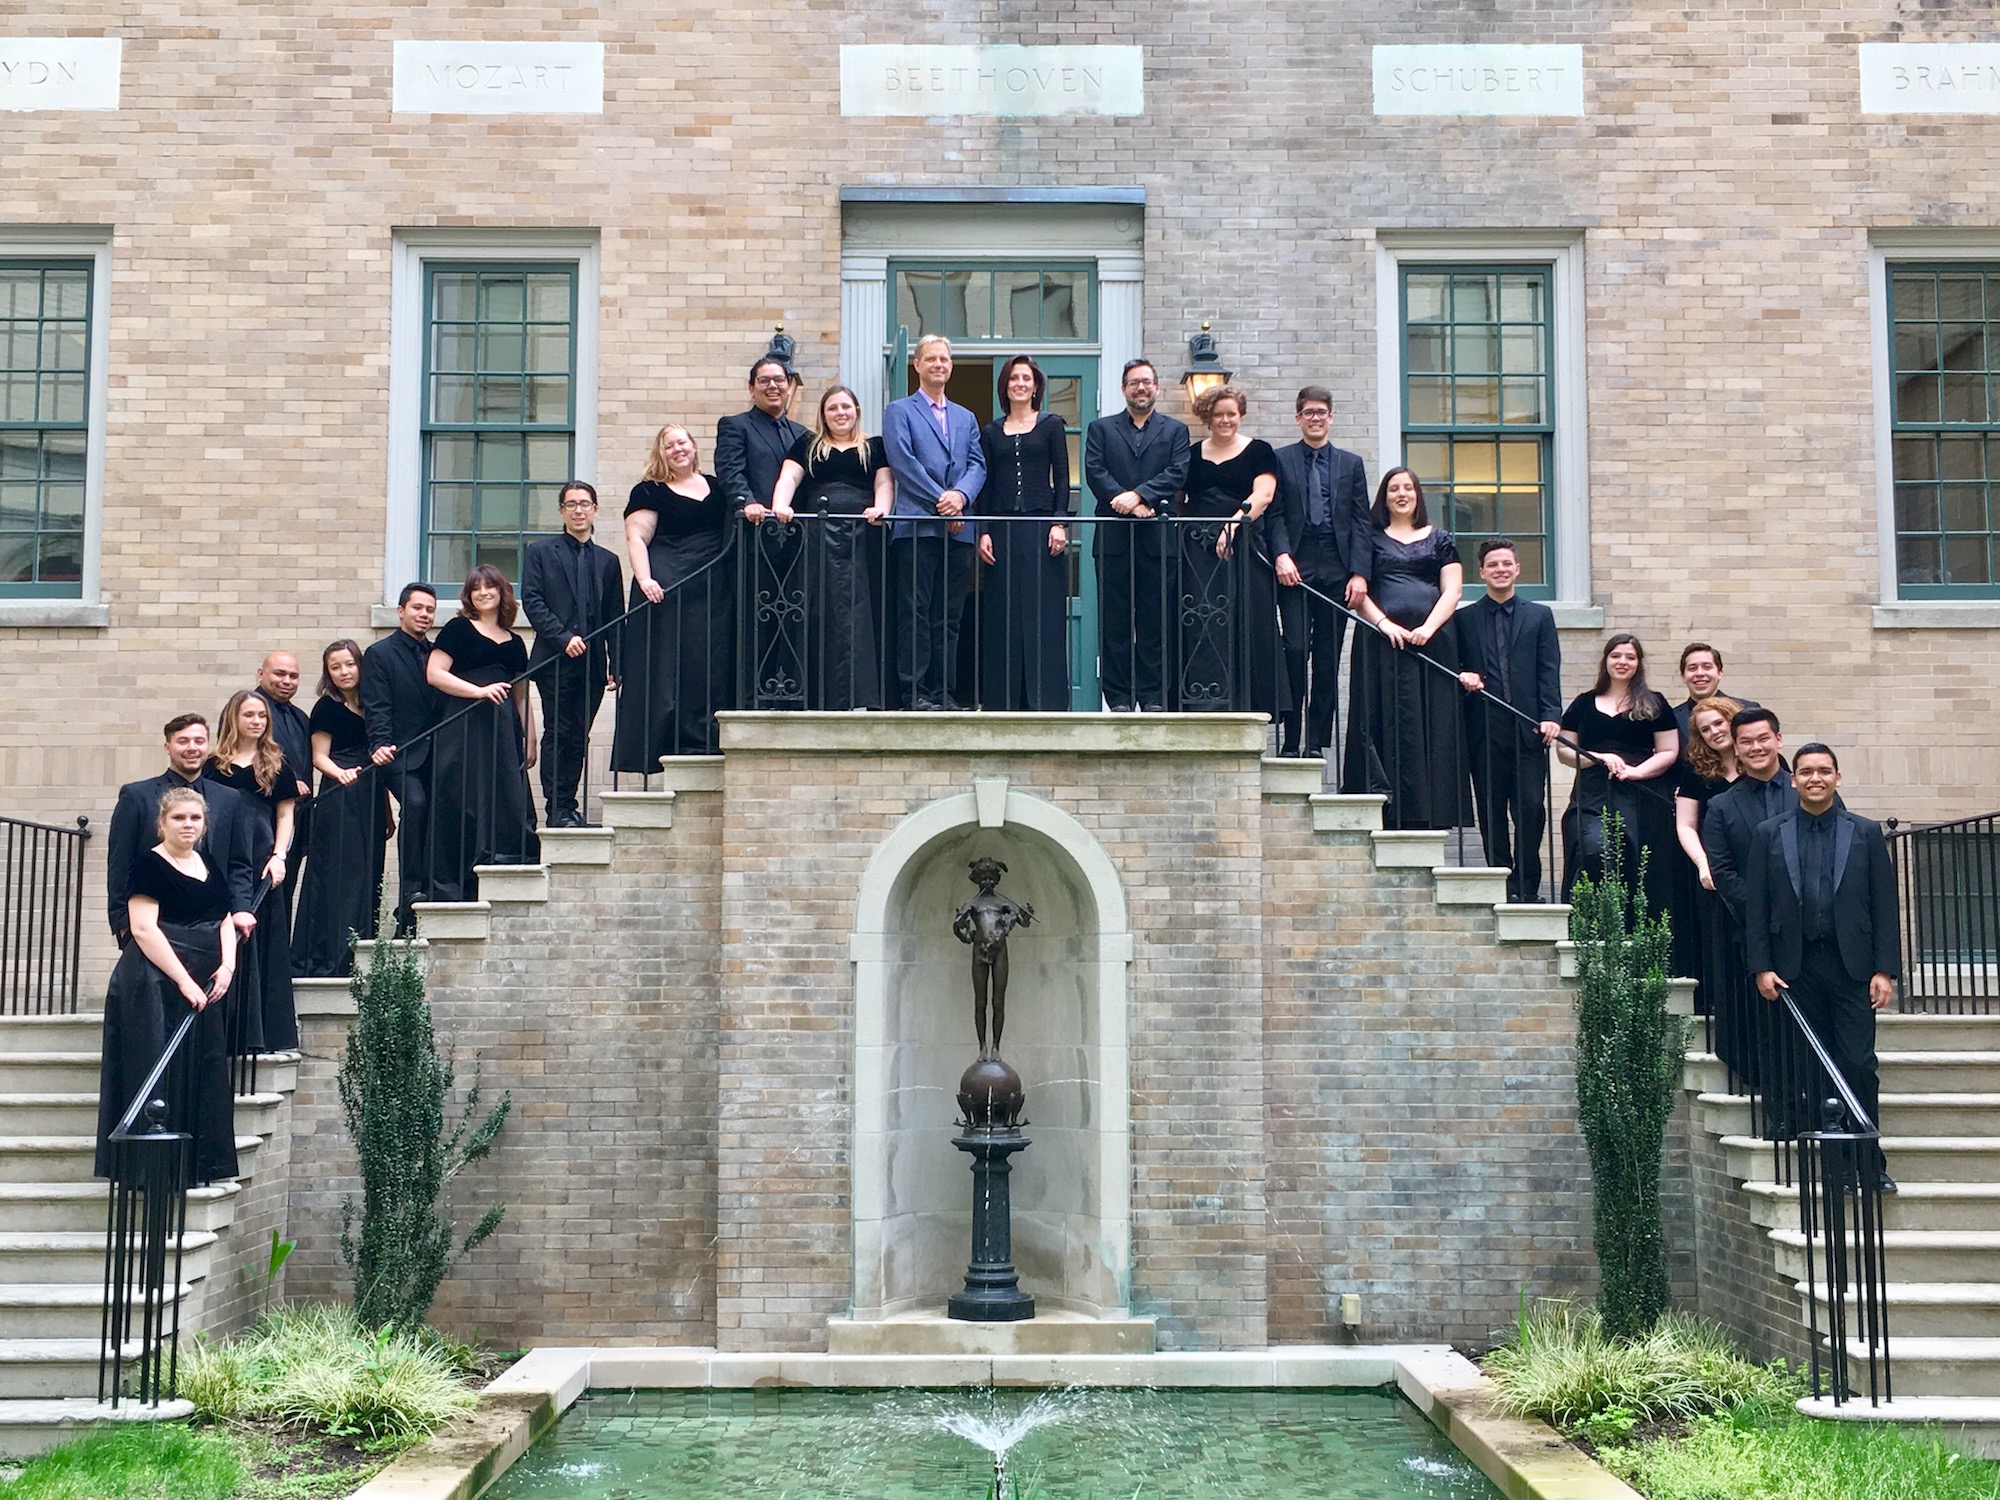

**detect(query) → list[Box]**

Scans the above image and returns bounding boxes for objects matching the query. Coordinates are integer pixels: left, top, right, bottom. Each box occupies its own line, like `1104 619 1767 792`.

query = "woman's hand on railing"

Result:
1756 970 1783 1001
638 576 665 605
1458 670 1485 692
262 852 287 885
329 765 359 787
1596 752 1633 778
863 503 888 524
1407 624 1436 647
1274 553 1301 586
1373 617 1414 649
772 503 795 522
475 681 511 704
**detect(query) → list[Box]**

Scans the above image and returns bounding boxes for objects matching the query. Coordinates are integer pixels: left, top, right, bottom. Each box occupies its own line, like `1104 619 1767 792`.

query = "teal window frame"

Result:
419 260 580 589
1398 264 1557 599
1888 263 2000 599
0 260 93 599
889 261 1098 345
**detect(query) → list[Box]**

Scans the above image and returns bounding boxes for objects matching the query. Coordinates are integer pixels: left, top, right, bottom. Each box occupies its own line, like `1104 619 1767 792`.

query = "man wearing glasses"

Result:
1083 359 1190 712
718 356 810 705
522 481 624 827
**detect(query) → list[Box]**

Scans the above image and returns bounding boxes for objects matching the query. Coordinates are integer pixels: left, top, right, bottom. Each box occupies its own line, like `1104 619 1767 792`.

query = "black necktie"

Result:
1493 607 1513 699
1307 450 1329 530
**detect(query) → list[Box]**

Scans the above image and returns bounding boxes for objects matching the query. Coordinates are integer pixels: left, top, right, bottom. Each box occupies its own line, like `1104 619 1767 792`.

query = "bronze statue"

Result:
953 857 1034 1060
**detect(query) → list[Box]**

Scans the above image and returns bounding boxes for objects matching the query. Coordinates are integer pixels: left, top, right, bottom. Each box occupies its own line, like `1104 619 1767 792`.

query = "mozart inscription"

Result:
392 41 605 115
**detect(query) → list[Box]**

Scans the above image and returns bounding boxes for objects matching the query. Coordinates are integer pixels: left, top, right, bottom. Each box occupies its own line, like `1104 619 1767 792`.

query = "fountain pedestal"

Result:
949 1054 1035 1322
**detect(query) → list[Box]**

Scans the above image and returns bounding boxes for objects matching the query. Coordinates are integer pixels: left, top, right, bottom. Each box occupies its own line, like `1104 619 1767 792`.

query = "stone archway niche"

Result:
848 780 1132 1320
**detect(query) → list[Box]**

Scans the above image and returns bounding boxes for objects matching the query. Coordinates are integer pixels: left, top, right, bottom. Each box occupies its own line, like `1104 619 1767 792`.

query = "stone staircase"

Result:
1685 1010 2000 1454
0 1010 300 1457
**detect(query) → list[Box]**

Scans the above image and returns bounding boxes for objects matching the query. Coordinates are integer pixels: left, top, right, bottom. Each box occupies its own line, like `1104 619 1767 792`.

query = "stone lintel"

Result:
716 711 1268 755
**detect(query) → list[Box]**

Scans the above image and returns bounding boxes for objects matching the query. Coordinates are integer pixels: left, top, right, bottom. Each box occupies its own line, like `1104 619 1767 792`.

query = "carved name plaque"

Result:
840 45 1144 117
392 41 605 115
1373 44 1584 117
0 38 121 111
1862 43 2000 114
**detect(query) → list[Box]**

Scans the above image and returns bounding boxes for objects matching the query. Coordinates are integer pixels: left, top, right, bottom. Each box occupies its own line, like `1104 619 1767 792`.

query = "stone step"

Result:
0 1017 103 1058
0 1053 99 1094
1723 1135 2000 1185
0 1231 216 1286
0 1131 262 1186
0 1181 240 1235
1495 903 1571 944
471 863 548 903
1430 866 1510 906
539 826 613 866
0 1095 99 1137
1370 829 1447 869
411 901 491 942
294 975 357 1018
1820 1337 2000 1399
1879 1052 2000 1092
0 1283 195 1341
1772 1228 2000 1284
0 1339 146 1401
1748 1179 2000 1233
1802 1281 2000 1338
599 789 677 829
1878 1014 2000 1052
1308 793 1385 833
0 1395 196 1460
1703 1093 2000 1141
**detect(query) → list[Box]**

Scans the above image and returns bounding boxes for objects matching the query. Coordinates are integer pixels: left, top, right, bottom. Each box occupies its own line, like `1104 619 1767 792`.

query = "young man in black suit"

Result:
1701 708 1796 926
1673 642 1760 739
1268 386 1372 757
361 582 441 930
106 713 259 948
1746 744 1900 1192
522 480 624 828
1456 538 1563 902
1083 359 1190 712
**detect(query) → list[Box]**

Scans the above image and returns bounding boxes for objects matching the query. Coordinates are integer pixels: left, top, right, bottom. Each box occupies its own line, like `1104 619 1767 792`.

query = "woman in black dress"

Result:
96 786 239 1185
1178 384 1287 717
204 690 299 1054
293 639 389 978
974 356 1073 711
1674 695 1752 1072
612 424 737 768
1557 633 1681 911
771 386 892 709
1340 467 1470 829
427 564 539 902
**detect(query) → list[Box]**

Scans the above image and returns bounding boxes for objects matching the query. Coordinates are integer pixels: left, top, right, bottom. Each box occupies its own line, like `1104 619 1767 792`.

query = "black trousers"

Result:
1277 578 1347 755
1095 527 1172 710
1468 722 1549 902
382 760 430 930
530 649 607 816
1786 937 1887 1178
894 533 974 709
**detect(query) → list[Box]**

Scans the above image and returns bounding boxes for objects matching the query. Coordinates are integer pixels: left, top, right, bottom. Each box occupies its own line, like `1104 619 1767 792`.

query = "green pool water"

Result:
481 1386 1506 1499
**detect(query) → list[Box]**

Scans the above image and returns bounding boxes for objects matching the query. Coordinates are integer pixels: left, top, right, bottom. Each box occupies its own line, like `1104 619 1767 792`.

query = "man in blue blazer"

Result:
882 334 987 710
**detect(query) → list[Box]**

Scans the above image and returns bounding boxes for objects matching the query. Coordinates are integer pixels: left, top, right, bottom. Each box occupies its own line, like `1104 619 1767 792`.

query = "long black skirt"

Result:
1342 628 1471 829
232 881 297 1054
95 921 237 1185
292 762 388 979
805 509 884 710
977 517 1070 711
430 671 539 903
1176 519 1289 716
611 532 736 768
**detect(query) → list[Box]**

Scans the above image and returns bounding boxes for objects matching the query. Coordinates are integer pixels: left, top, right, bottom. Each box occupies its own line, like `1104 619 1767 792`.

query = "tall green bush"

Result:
338 934 510 1330
1568 813 1685 1340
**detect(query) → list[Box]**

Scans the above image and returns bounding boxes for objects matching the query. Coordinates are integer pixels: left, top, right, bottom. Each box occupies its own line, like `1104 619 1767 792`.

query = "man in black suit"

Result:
1083 359 1191 712
1746 744 1900 1191
717 354 810 706
254 650 315 925
1456 538 1563 902
1673 642 1760 740
1701 708 1796 925
522 480 624 828
715 355 808 522
107 713 259 948
1268 386 1372 757
362 582 441 930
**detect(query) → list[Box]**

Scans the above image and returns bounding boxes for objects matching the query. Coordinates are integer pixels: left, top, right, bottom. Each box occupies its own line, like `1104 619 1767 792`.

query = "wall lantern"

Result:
1180 321 1232 408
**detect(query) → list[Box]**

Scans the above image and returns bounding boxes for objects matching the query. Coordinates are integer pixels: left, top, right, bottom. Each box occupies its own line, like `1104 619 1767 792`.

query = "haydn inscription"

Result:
0 38 121 111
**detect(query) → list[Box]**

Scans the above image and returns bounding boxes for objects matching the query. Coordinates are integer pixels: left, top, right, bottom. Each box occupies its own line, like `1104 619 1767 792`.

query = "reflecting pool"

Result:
482 1386 1504 1499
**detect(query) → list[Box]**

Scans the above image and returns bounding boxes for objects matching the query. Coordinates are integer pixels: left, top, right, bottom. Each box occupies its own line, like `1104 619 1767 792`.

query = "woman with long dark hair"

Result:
203 688 300 1053
292 639 390 977
427 564 539 902
1557 633 1680 911
973 355 1073 710
1340 466 1469 828
771 386 892 709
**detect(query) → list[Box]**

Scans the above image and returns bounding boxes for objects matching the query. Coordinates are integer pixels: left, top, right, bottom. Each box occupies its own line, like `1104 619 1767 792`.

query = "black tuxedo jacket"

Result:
715 408 807 513
264 697 314 802
1265 440 1371 585
106 771 259 939
1701 768 1796 922
1458 595 1562 748
1082 411 1191 555
361 630 440 772
522 531 625 680
1745 804 1900 984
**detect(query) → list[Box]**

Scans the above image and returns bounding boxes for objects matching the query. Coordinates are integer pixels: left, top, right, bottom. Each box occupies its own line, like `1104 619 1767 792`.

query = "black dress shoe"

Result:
1874 1173 1900 1196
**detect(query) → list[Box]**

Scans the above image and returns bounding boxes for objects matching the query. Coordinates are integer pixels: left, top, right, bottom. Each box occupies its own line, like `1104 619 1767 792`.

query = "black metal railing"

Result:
2 813 91 1016
1887 811 2000 1014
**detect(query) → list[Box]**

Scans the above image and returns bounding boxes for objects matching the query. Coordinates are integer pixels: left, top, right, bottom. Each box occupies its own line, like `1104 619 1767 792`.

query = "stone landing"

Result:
826 1308 1156 1356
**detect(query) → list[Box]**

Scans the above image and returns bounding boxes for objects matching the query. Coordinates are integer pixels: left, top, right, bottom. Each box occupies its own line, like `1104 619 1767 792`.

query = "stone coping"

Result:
351 1344 1639 1500
715 710 1269 755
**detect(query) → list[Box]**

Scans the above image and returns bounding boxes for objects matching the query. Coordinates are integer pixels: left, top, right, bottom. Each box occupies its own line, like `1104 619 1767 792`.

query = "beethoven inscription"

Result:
1373 45 1584 117
392 41 605 115
1862 43 2000 114
840 45 1144 117
0 38 121 111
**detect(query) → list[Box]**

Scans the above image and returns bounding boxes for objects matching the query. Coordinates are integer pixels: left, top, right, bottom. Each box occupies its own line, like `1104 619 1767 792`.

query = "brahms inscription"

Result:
1862 43 2000 114
392 41 605 115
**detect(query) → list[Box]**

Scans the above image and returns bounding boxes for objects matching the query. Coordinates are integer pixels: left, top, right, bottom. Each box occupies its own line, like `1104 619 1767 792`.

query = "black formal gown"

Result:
292 695 389 978
1675 762 1757 1077
1559 692 1677 917
429 616 538 903
1177 439 1288 717
202 758 300 1054
788 435 886 710
1340 528 1470 828
612 478 736 768
977 414 1072 711
95 850 237 1184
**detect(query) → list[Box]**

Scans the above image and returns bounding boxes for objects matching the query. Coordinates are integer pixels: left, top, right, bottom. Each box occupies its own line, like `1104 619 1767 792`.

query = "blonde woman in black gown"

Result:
203 689 300 1053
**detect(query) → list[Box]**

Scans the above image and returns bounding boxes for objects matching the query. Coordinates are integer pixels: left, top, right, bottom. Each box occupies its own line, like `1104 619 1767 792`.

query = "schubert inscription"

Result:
392 41 605 115
0 38 121 112
1373 44 1584 117
840 45 1143 118
1862 43 2000 115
